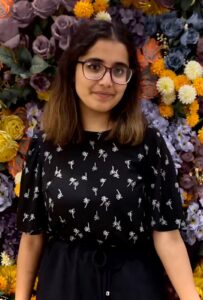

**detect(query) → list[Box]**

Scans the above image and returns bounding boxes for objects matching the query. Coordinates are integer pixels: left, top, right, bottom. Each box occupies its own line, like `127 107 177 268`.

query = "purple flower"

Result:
0 174 14 212
30 74 51 91
194 157 203 169
180 151 194 162
11 0 35 28
51 15 78 51
145 15 158 36
180 28 199 46
196 144 203 156
0 17 20 48
165 49 185 71
179 174 197 190
196 37 203 65
32 35 55 59
187 13 203 31
160 14 184 38
32 0 61 19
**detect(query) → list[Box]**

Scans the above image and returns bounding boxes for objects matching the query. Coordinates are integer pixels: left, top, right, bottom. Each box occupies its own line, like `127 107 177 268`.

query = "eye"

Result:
112 66 126 77
85 61 103 73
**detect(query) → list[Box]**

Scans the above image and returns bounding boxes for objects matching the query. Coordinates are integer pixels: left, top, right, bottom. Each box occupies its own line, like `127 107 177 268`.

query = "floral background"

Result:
0 0 203 299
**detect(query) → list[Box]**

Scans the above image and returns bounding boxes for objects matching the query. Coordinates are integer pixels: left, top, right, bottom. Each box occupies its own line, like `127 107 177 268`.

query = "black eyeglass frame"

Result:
77 60 133 85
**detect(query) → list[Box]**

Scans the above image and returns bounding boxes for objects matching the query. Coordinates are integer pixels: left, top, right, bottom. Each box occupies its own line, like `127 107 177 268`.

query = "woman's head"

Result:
42 20 146 145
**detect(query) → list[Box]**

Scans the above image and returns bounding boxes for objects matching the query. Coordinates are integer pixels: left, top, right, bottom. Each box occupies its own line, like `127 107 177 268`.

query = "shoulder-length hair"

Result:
42 20 147 146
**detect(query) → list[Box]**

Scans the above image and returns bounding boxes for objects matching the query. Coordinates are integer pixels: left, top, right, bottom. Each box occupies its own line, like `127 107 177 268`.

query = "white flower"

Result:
184 61 203 81
178 84 196 104
156 77 175 96
94 12 112 21
161 92 176 105
1 251 14 266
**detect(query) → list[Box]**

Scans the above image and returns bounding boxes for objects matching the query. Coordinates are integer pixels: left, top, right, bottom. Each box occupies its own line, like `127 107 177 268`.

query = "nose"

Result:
98 69 113 86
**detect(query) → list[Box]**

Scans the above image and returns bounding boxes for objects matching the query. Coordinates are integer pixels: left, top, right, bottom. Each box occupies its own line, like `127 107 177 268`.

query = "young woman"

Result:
16 20 200 300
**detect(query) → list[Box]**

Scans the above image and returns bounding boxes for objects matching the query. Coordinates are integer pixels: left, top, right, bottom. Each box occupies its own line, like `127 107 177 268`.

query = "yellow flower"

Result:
160 69 176 80
161 92 176 105
0 115 25 140
189 100 199 114
94 11 111 21
193 77 203 96
1 252 14 266
93 0 109 13
178 84 196 104
31 296 37 300
150 58 165 76
186 113 199 127
73 1 94 18
36 90 50 101
198 127 203 144
159 103 174 118
156 76 175 95
184 60 203 81
0 131 19 162
14 171 22 197
0 275 7 293
121 0 134 7
174 75 190 91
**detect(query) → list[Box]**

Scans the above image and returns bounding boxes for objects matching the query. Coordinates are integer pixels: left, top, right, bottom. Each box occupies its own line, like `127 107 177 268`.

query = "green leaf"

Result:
0 46 15 68
17 47 32 67
30 55 49 74
10 64 31 78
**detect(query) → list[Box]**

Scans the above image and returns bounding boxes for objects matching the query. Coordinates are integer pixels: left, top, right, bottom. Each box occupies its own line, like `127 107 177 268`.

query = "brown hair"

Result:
42 20 147 146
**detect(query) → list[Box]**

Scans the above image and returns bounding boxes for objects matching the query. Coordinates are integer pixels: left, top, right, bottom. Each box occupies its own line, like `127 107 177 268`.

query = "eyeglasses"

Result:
77 60 133 85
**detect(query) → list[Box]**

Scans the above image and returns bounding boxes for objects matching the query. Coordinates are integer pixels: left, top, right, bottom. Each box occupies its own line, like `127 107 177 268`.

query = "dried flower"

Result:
73 1 94 18
1 252 14 266
159 103 174 118
93 0 109 13
186 113 199 128
156 76 175 95
174 75 190 91
178 85 196 104
184 61 203 81
94 11 111 21
193 78 203 96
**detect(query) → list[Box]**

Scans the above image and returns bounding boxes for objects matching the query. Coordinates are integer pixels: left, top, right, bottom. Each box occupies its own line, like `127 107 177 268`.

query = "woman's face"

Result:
75 39 129 118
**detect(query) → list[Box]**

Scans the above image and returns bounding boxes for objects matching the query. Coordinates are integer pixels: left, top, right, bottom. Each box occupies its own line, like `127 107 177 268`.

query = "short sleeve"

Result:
144 127 184 231
17 133 46 234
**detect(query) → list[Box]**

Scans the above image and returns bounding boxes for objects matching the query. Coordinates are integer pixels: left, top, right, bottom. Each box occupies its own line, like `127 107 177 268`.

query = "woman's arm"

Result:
153 229 200 300
15 233 45 300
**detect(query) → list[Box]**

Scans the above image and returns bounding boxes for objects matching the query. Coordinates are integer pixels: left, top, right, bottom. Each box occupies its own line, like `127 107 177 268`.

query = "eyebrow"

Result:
86 57 129 67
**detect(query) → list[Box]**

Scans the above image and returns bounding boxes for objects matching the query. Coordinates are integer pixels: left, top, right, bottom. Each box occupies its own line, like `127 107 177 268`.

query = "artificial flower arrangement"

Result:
0 0 203 299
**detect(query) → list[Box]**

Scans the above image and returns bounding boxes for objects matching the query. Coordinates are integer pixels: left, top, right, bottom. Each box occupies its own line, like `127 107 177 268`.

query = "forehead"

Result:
80 39 129 65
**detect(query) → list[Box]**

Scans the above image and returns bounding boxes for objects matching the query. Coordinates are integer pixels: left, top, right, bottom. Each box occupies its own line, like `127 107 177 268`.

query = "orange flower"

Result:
186 113 199 127
189 100 199 114
182 192 193 207
93 0 109 13
160 69 176 80
0 275 7 292
193 77 203 96
150 58 165 76
159 103 174 118
174 75 190 91
73 0 94 18
198 127 203 144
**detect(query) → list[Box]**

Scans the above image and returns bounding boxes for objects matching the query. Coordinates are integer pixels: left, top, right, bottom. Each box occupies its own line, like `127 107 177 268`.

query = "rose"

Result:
32 35 55 59
0 131 19 163
32 0 61 19
30 74 51 91
179 174 197 190
180 28 199 46
145 15 158 36
51 15 78 50
180 151 194 162
0 115 25 140
0 17 20 48
165 49 185 71
194 157 203 169
160 15 184 38
197 145 203 156
11 0 35 28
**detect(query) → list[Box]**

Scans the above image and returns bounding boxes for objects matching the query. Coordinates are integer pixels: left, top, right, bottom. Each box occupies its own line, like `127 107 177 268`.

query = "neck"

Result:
81 109 112 132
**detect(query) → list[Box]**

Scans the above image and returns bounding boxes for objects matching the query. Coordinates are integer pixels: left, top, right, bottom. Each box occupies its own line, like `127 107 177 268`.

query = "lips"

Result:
92 91 115 99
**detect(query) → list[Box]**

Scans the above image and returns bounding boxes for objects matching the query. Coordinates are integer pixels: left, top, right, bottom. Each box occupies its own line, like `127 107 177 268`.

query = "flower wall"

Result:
0 0 203 299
